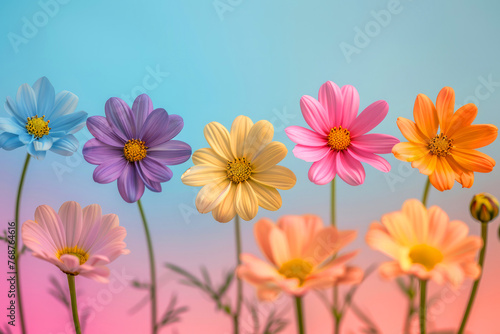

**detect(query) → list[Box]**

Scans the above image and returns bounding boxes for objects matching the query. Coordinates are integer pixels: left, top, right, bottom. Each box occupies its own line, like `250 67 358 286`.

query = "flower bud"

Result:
470 193 499 223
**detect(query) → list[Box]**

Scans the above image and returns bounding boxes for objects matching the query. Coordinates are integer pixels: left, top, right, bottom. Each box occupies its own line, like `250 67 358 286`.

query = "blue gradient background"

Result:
1 0 500 333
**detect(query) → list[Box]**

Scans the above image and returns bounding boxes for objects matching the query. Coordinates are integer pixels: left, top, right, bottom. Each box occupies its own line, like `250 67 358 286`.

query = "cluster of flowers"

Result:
1 78 497 334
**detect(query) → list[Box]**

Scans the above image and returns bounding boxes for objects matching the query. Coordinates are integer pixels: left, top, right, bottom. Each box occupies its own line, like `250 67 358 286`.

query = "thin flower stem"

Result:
233 215 243 334
421 177 431 207
458 222 488 334
419 279 427 334
295 296 306 334
137 199 157 334
331 178 336 227
14 153 30 334
67 275 82 334
331 178 340 334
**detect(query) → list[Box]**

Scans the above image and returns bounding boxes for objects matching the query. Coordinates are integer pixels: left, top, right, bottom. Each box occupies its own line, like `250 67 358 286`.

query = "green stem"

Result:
331 178 336 227
419 279 427 334
67 275 82 334
233 215 243 334
457 222 488 334
421 178 431 207
14 154 30 334
331 179 340 333
137 199 157 334
295 296 305 334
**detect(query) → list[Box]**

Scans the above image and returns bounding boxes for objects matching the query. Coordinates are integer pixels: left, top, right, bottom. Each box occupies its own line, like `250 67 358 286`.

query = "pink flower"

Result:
237 215 363 300
366 199 482 287
22 201 130 283
285 81 399 185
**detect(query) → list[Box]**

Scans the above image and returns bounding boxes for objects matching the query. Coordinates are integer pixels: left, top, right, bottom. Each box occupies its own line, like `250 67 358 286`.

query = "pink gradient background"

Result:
1 1 500 333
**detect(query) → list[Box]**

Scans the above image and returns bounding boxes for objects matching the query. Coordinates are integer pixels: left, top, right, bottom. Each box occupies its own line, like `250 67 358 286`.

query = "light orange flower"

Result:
392 87 497 191
366 199 482 287
237 215 363 300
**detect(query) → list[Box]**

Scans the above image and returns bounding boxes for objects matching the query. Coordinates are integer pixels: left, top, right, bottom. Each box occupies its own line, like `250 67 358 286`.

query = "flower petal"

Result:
195 179 231 214
447 104 477 137
248 179 282 211
192 147 227 167
411 153 437 175
235 181 259 221
429 157 455 191
350 133 399 154
392 142 429 162
453 124 498 149
138 157 173 183
212 183 237 223
132 94 153 130
49 110 87 134
33 136 53 151
0 133 24 150
451 148 495 173
318 81 343 128
16 83 37 118
93 158 127 184
87 116 125 147
347 146 391 172
244 120 274 161
300 95 330 135
339 85 359 128
181 165 226 186
254 218 278 264
27 142 46 160
413 93 438 139
140 108 171 146
83 138 123 164
349 100 389 137
285 125 327 146
117 164 145 203
336 151 365 186
32 77 55 117
105 97 136 140
58 201 83 248
50 135 79 156
252 165 296 190
401 199 428 242
4 96 24 123
252 141 288 172
436 87 455 133
49 91 79 119
230 115 253 157
204 121 233 161
34 204 65 250
292 144 330 163
307 150 337 185
395 117 429 143
147 140 192 165
0 117 25 135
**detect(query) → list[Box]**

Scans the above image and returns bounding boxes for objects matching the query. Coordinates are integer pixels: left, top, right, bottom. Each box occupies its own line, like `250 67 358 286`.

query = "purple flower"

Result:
83 94 192 203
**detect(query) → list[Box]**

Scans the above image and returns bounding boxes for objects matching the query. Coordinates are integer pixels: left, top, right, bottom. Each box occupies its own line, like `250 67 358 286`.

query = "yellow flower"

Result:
182 116 296 222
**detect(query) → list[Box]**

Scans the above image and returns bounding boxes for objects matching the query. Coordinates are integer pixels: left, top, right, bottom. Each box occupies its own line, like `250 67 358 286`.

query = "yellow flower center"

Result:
25 115 50 139
278 258 314 285
409 244 443 271
226 158 252 183
124 139 148 162
56 246 90 265
429 133 453 157
327 126 351 151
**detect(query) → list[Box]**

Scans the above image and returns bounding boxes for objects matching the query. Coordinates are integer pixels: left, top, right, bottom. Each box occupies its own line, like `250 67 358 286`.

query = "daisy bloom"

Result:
392 87 498 191
0 77 87 159
83 94 192 203
181 115 296 223
22 201 130 282
366 199 482 287
237 215 363 300
285 81 399 185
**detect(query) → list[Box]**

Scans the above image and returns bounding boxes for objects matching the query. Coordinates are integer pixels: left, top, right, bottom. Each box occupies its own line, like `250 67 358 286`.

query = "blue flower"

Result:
0 77 88 160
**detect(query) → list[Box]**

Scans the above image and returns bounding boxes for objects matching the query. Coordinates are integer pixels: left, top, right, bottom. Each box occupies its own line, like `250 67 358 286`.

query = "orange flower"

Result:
366 199 482 287
392 87 497 191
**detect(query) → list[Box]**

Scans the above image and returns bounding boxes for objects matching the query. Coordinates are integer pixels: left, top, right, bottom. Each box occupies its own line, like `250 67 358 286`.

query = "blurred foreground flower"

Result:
182 115 296 222
285 81 399 186
238 215 362 299
392 87 497 191
83 94 191 203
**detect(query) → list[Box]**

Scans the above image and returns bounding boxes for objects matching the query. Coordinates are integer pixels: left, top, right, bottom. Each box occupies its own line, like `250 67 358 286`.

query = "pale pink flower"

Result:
366 199 482 287
22 201 130 282
237 215 363 300
285 81 399 185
